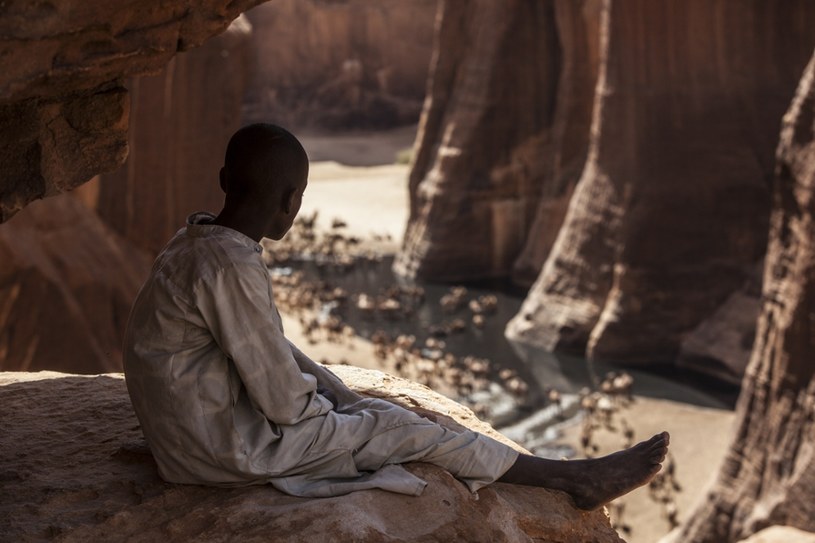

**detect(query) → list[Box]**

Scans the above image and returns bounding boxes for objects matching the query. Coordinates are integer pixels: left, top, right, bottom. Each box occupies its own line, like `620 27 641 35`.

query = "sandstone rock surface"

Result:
673 51 815 543
0 194 150 373
0 368 623 543
507 1 815 372
0 0 265 221
93 16 252 255
243 0 436 130
395 0 566 281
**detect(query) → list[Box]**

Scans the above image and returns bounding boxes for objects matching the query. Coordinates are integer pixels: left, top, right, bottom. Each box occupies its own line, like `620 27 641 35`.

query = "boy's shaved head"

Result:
215 123 310 241
222 123 308 198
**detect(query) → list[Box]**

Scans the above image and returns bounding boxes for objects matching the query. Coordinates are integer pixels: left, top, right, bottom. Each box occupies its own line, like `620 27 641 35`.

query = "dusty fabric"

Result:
123 212 517 497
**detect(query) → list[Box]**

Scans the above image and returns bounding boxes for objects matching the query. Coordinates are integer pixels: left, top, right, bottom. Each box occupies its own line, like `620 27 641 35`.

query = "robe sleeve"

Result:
289 341 364 407
196 261 333 425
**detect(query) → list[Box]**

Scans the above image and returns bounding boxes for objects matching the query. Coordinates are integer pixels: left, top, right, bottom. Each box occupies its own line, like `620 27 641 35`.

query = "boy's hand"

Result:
317 387 338 411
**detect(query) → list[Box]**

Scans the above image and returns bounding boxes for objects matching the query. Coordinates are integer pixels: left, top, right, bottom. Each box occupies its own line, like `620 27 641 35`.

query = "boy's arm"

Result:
197 262 334 425
288 341 363 407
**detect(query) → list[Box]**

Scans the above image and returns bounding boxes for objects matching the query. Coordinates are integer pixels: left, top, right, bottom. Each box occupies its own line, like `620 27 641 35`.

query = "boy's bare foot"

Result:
498 431 670 511
564 432 670 510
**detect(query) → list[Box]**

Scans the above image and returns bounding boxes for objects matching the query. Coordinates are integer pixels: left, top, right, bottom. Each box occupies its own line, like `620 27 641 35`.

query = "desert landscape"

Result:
272 131 739 543
1 1 814 542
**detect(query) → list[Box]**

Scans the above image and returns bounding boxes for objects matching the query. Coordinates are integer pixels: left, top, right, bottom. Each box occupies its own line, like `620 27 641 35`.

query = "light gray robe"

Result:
123 212 517 497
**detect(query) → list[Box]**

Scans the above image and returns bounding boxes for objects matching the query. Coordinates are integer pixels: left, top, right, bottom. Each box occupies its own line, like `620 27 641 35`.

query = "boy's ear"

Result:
219 167 228 194
282 187 297 214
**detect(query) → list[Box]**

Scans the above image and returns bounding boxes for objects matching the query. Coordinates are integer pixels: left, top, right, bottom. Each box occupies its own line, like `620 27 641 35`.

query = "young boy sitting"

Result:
123 123 669 507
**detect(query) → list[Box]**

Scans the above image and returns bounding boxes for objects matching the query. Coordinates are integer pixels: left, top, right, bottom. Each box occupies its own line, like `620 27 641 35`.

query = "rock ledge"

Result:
0 368 622 542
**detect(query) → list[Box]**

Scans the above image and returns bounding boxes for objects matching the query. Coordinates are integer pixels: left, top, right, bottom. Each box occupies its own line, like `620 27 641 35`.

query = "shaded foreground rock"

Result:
0 0 265 221
507 1 815 376
0 368 622 543
672 52 815 542
0 195 150 373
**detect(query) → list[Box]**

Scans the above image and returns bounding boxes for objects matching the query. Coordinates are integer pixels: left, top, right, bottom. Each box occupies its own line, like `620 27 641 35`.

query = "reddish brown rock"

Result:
0 195 150 373
92 16 252 255
394 0 565 281
0 0 265 222
672 51 815 543
243 0 436 130
507 1 815 369
0 368 623 542
0 86 129 223
511 0 603 286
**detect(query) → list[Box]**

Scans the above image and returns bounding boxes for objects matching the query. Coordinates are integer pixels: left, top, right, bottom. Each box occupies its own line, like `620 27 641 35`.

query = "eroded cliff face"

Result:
0 0 265 222
506 0 815 375
395 1 595 280
243 0 437 130
672 51 815 543
0 367 623 543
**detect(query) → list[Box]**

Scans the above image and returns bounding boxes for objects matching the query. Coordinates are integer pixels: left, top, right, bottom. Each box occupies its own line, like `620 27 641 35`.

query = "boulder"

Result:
0 368 623 542
92 16 253 255
507 1 815 369
0 194 150 373
243 0 436 130
672 51 815 542
0 0 265 221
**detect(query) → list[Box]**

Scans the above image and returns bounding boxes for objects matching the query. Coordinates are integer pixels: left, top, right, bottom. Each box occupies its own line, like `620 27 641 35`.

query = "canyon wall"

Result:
672 50 815 543
395 0 594 281
506 0 815 377
243 0 437 130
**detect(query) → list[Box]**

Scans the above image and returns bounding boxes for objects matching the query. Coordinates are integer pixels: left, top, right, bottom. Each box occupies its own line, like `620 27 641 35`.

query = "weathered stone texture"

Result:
243 0 437 130
0 0 265 222
0 195 150 373
394 0 565 281
0 86 130 222
673 51 815 543
0 368 623 543
93 16 252 255
507 1 815 375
